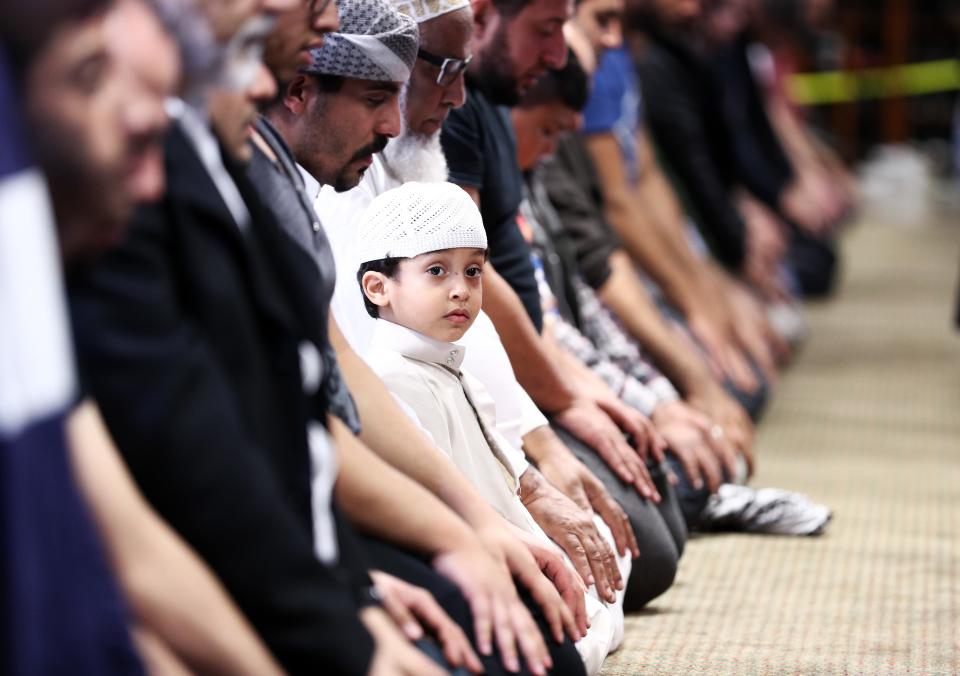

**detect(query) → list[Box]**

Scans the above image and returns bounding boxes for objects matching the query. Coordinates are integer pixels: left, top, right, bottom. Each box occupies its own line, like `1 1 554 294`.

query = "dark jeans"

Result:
787 228 838 299
551 425 685 613
360 537 586 676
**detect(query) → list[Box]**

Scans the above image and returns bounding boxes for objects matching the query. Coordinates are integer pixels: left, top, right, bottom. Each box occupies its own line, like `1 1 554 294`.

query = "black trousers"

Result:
551 425 685 613
360 537 587 676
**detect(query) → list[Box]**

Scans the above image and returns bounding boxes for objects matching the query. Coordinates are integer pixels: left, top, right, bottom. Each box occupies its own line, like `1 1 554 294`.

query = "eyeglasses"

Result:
417 49 472 87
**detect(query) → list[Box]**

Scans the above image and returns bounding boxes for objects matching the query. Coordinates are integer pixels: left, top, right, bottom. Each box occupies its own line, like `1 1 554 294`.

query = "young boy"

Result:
356 182 626 675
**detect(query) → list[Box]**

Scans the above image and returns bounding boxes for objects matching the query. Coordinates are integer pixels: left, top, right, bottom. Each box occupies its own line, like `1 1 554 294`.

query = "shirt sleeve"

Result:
441 91 485 189
638 47 748 270
543 137 620 291
581 50 627 135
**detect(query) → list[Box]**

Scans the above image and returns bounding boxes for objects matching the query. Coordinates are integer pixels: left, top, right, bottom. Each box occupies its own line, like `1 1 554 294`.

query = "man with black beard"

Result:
67 0 470 671
441 0 689 612
264 2 592 673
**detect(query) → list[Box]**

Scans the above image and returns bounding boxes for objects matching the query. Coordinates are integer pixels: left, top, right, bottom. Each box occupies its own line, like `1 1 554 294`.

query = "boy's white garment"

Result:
367 319 626 674
312 156 548 451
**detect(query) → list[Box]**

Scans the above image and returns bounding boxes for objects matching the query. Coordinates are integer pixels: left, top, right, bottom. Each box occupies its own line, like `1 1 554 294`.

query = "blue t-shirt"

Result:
581 47 643 182
0 46 143 676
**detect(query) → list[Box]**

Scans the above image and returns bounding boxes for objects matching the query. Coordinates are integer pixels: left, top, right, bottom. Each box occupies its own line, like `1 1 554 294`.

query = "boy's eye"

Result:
366 96 387 108
465 266 483 278
427 265 444 276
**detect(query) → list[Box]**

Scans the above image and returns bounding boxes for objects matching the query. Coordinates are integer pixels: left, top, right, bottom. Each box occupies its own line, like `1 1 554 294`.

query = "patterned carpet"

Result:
602 208 960 675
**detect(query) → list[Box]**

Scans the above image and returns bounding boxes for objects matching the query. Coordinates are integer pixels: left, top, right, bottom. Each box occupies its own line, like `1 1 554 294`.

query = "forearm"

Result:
331 317 502 528
599 252 714 396
521 424 576 468
67 401 284 676
330 416 478 557
482 266 576 413
547 332 616 401
585 134 704 316
634 136 722 307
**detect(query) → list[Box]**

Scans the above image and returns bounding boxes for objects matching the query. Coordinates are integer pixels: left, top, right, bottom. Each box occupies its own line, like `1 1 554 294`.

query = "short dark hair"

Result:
491 0 531 18
356 257 404 318
311 72 345 93
1 0 110 80
518 49 590 112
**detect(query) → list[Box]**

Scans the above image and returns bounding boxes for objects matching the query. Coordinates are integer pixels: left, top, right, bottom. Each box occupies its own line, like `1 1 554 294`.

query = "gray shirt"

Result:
247 116 361 436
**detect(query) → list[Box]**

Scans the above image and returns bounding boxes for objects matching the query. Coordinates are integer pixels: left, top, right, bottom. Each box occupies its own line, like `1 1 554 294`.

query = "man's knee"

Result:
622 504 680 612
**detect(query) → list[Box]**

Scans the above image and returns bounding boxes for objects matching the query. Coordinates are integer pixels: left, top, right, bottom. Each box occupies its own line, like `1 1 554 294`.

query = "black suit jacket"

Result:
637 32 748 270
69 123 374 675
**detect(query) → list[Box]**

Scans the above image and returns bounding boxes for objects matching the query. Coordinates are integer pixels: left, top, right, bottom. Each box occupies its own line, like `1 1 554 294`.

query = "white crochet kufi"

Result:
357 182 487 263
392 0 470 23
305 0 419 82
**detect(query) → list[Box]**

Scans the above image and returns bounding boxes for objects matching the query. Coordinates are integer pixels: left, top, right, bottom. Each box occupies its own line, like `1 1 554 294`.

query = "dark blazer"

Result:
637 32 748 270
69 123 374 675
708 34 795 211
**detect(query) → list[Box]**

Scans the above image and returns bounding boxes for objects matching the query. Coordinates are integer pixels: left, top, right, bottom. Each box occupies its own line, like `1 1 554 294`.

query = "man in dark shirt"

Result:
1 5 144 673
442 0 570 330
441 0 693 615
67 2 463 673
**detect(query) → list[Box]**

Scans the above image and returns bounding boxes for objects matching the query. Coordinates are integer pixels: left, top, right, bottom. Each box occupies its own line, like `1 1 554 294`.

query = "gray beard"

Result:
381 120 450 184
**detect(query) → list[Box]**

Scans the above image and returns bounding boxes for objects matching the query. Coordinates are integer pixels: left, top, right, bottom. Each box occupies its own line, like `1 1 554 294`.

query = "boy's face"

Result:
372 247 486 343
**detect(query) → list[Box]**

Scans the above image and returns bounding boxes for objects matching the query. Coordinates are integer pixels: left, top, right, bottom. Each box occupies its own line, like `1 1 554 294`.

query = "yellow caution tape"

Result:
788 58 960 104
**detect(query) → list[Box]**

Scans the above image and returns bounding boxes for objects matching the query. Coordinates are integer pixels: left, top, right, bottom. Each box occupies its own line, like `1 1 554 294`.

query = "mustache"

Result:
350 135 389 162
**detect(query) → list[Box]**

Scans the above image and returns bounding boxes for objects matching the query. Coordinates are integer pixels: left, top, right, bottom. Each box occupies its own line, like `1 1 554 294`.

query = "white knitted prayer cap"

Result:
392 0 470 23
357 182 487 264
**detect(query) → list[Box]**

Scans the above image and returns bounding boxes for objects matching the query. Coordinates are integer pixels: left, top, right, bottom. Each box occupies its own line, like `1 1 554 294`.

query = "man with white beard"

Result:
308 1 644 672
318 0 637 590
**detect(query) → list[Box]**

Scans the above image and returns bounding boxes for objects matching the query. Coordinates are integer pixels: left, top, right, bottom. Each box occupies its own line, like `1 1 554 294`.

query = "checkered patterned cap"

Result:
357 182 487 263
305 0 419 82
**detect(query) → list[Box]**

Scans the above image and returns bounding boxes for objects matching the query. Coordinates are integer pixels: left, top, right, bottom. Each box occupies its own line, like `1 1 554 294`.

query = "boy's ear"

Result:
361 271 391 310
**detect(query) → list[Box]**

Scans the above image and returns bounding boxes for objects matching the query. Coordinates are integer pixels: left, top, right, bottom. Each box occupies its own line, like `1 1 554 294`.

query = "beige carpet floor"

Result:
602 208 960 675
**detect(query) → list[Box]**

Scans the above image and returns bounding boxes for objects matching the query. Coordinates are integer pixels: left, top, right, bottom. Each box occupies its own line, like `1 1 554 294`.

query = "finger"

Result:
562 535 595 589
404 590 472 663
510 603 551 676
724 344 759 393
697 443 724 493
596 526 623 590
647 425 668 464
595 437 636 485
425 605 483 673
620 441 659 502
591 487 638 558
465 587 493 657
535 554 584 640
584 522 620 598
380 588 424 641
673 444 704 491
581 531 613 602
491 598 521 673
704 430 738 482
589 530 621 600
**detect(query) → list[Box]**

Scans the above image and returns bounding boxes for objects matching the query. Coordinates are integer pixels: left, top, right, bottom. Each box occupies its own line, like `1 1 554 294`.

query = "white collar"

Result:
372 320 466 370
297 162 322 201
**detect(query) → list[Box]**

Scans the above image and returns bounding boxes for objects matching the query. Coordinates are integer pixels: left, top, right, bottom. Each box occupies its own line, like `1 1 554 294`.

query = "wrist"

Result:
521 425 566 464
518 467 546 507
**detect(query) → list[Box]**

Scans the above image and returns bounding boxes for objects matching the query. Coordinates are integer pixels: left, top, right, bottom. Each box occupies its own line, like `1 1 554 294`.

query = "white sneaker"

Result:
699 484 832 536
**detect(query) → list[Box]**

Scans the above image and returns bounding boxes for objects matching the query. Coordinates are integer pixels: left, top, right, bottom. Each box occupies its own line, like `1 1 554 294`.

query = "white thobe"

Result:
367 320 625 675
